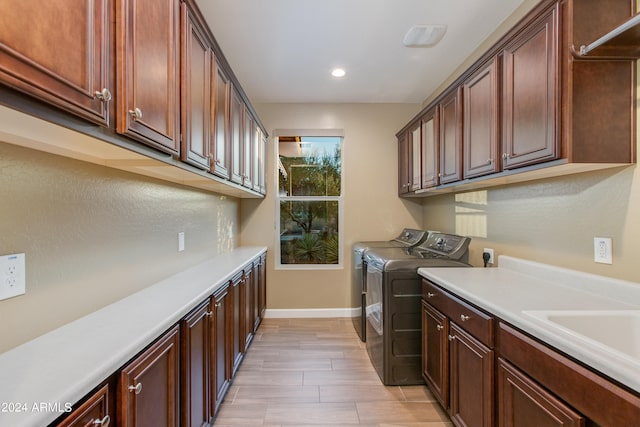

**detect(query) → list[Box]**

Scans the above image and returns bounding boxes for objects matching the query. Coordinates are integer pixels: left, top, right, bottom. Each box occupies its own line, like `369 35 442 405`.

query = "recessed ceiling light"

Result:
331 68 346 78
403 25 447 47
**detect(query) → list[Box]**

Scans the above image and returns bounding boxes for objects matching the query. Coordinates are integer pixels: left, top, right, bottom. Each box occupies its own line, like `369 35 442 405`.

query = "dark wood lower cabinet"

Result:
498 359 584 427
449 323 494 427
181 301 212 427
421 301 449 409
212 283 231 414
231 271 245 374
118 325 180 427
56 384 111 427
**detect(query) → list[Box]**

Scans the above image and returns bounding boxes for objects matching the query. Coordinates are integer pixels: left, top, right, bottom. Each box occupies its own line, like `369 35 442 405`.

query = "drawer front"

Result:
57 384 110 427
422 279 494 347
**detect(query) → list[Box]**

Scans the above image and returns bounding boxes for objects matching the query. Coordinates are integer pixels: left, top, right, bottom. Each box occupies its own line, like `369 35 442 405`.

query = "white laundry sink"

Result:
522 310 640 362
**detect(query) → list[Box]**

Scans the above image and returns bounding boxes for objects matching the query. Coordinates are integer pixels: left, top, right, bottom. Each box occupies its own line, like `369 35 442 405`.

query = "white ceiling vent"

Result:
403 25 447 47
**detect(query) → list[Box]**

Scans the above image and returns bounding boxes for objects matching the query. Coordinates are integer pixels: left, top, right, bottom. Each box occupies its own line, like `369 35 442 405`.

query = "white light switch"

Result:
594 237 612 264
0 253 26 301
178 232 185 252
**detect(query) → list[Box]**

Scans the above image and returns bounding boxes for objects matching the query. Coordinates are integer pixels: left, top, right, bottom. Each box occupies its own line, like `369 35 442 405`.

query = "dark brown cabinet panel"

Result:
463 58 500 178
439 88 463 184
231 272 246 374
180 301 212 427
502 5 558 169
449 323 494 427
242 107 254 189
57 384 111 427
243 267 255 349
409 122 422 191
0 0 111 126
421 108 439 189
422 302 448 408
212 61 231 179
118 325 180 427
398 132 411 195
229 87 244 184
180 3 211 170
498 358 584 427
116 0 180 154
258 253 267 321
212 284 231 414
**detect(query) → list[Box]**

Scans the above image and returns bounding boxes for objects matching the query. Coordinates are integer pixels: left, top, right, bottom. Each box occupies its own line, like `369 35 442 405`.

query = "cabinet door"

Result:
252 260 261 332
231 272 246 374
439 88 463 184
229 87 244 184
410 123 421 191
0 0 110 126
398 133 411 194
244 267 254 347
463 58 499 179
449 323 494 427
258 129 268 194
422 302 449 409
119 325 180 427
212 61 231 179
180 3 211 170
57 384 111 427
242 107 254 188
116 0 180 154
502 6 558 169
421 108 439 188
258 253 267 320
180 301 211 427
498 359 585 427
212 285 231 414
252 122 262 193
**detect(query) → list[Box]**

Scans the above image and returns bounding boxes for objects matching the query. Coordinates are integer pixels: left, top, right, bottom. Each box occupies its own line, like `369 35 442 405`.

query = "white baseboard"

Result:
264 308 359 319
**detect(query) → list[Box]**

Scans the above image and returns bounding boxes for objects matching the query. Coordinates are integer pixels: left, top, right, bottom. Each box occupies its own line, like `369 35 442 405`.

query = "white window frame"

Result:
274 129 344 270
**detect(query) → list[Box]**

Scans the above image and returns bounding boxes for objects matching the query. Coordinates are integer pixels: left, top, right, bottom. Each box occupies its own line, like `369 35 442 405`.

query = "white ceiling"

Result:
195 0 526 104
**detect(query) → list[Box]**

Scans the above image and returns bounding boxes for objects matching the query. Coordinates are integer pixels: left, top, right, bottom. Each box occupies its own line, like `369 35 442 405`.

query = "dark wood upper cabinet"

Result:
229 87 244 184
438 88 463 185
397 132 411 195
116 0 180 154
212 61 231 179
180 3 212 170
119 325 180 427
421 108 439 189
243 107 255 189
0 0 111 126
464 58 500 178
502 5 558 169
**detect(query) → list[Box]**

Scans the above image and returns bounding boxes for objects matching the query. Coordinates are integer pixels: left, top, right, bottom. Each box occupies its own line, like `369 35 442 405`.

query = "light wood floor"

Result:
213 318 453 426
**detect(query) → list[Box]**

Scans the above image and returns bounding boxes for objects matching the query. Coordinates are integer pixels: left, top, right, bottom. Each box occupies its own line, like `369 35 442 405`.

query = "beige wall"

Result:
240 103 422 310
420 166 640 281
418 0 640 282
0 142 239 353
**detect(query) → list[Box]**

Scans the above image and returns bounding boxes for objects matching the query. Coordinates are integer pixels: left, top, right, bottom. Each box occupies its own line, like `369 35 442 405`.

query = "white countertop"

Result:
0 247 266 427
418 255 640 394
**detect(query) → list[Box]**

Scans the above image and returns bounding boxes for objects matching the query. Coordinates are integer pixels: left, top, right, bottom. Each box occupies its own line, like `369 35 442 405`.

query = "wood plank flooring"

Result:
213 318 452 426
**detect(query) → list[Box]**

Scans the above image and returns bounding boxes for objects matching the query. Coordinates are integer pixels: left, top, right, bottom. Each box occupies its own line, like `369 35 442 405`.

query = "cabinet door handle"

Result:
448 334 455 341
427 292 435 298
460 314 470 322
93 415 111 426
436 325 443 331
215 302 222 308
129 108 143 121
94 88 112 102
487 158 493 165
206 311 213 317
128 382 142 395
502 152 509 160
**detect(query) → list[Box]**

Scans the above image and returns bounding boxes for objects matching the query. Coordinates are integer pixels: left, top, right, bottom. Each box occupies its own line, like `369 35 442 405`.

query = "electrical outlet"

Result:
0 253 26 301
594 237 612 264
178 232 185 252
483 248 494 265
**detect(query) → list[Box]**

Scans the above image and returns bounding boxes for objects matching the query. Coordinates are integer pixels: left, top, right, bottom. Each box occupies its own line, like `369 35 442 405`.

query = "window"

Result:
276 134 343 268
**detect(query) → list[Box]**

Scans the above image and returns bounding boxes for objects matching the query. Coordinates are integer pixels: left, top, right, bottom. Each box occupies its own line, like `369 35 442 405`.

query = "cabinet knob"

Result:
129 108 143 121
94 88 112 102
460 314 470 322
438 173 442 178
93 415 111 426
488 158 493 165
436 325 443 331
502 152 509 160
206 311 213 317
215 158 222 165
215 302 222 308
128 382 142 395
448 334 454 341
427 292 435 298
